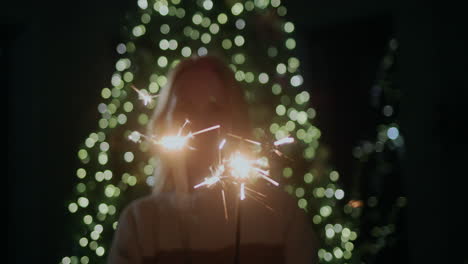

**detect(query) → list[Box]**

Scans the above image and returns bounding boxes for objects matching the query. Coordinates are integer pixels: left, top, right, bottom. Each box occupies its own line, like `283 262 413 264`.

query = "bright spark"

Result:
132 85 158 106
274 137 294 146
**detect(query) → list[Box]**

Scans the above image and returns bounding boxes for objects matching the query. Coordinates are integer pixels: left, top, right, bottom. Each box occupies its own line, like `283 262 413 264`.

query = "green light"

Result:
235 70 245 81
126 42 136 53
285 120 295 131
217 13 228 24
83 215 93 225
209 23 220 34
123 101 133 112
298 198 307 208
244 72 254 83
141 13 151 24
313 215 322 224
295 187 305 198
231 2 244 15
176 7 185 18
159 39 169 50
104 185 115 197
284 21 294 33
192 13 203 25
276 63 286 74
132 25 146 37
181 46 192 57
201 17 211 28
282 167 293 178
96 247 105 257
203 0 213 10
296 128 306 140
78 149 88 160
157 56 168 67
304 147 315 159
101 88 111 99
255 0 269 8
277 6 287 16
123 72 133 82
201 33 211 44
76 183 86 193
190 29 200 40
320 205 332 217
272 83 282 95
297 111 307 125
267 46 278 57
258 73 269 84
234 35 245 46
76 168 86 179
276 105 286 116
222 39 232 49
138 113 149 125
304 172 314 183
79 237 88 247
269 123 279 134
68 203 78 213
160 24 170 34
157 76 167 87
124 152 134 162
330 171 339 181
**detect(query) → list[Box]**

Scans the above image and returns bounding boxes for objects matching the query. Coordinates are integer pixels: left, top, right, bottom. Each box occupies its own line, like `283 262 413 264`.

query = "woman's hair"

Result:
147 55 250 195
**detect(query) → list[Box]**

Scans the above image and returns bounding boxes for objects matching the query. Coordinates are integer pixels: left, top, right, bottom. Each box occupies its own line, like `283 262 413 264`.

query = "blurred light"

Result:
304 173 314 183
272 84 282 95
295 187 305 198
181 46 191 57
335 189 345 200
276 105 286 116
267 46 278 57
116 43 126 54
271 0 281 7
160 24 170 34
209 23 220 34
198 47 208 56
387 126 399 140
141 13 151 24
298 198 307 208
282 167 292 178
203 0 213 10
217 13 228 24
277 6 287 16
258 73 269 84
285 38 296 49
231 3 244 15
76 168 86 179
284 22 294 33
234 35 245 46
235 19 246 30
192 13 202 25
290 75 303 87
124 152 134 162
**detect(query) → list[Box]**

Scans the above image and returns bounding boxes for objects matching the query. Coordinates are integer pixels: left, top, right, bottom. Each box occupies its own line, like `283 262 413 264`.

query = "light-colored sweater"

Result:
108 185 318 264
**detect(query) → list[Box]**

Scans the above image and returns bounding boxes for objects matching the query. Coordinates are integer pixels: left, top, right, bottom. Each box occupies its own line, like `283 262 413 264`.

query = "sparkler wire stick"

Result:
234 197 242 264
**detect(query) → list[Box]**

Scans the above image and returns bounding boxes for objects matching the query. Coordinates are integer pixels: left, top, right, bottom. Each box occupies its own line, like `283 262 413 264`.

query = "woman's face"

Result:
164 67 230 185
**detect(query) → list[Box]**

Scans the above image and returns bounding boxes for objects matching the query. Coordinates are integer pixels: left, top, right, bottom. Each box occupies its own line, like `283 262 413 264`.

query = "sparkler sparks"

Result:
132 85 159 106
128 123 220 151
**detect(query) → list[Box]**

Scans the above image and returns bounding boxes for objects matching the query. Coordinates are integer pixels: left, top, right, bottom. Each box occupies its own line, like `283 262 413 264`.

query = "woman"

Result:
108 56 318 264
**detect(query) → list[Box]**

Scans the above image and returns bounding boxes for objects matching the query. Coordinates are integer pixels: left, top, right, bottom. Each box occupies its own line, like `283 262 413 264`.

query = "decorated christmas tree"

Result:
60 1 405 264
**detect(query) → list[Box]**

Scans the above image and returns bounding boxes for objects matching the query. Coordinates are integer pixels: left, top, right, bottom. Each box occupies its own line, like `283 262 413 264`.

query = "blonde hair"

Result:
147 56 250 196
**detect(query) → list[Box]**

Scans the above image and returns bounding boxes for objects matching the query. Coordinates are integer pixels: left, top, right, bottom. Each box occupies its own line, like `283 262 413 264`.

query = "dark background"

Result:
4 1 465 263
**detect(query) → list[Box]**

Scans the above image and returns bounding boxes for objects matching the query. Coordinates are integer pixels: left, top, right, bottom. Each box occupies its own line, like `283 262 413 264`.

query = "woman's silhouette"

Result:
108 56 318 264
